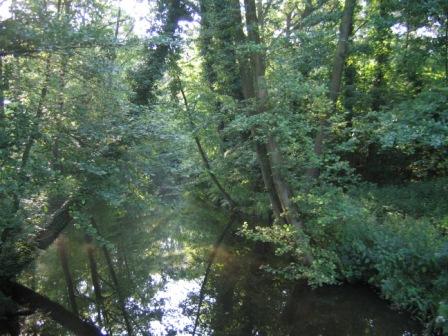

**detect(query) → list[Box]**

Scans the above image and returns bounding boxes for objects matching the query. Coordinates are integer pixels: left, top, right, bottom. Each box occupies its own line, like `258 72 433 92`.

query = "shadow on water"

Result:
179 241 423 336
281 284 422 336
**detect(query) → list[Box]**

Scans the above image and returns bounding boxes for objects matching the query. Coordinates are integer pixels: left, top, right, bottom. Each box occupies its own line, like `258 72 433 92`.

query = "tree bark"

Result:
236 0 283 222
329 0 356 104
132 0 186 105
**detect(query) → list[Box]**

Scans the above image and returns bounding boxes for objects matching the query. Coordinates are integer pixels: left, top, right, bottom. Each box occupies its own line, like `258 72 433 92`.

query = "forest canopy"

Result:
0 0 447 335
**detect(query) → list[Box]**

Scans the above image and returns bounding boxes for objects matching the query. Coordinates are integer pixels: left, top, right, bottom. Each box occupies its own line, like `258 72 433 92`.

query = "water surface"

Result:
152 246 422 336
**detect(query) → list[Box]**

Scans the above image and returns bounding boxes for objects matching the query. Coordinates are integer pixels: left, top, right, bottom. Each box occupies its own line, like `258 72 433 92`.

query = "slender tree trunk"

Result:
253 140 285 220
89 219 132 335
56 235 79 316
192 215 236 336
238 0 284 222
198 0 218 87
52 52 68 172
198 0 244 154
0 56 4 119
344 57 356 127
308 0 356 178
371 1 390 111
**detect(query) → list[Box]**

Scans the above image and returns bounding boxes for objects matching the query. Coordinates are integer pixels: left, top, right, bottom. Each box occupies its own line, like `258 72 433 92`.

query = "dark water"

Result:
280 284 422 336
168 244 423 336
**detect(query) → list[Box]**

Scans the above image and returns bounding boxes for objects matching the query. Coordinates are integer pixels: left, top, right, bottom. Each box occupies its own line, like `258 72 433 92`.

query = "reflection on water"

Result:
150 277 200 336
280 284 422 336
151 245 422 336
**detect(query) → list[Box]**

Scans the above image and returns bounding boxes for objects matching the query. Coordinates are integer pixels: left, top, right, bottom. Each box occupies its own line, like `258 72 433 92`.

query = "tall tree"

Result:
309 0 356 178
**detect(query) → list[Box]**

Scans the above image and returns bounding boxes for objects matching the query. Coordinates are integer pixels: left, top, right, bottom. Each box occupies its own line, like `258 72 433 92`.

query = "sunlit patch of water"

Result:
149 276 200 336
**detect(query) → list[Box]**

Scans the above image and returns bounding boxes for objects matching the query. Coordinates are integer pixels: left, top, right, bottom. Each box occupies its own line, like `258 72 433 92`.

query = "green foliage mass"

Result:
1 0 448 335
241 180 448 332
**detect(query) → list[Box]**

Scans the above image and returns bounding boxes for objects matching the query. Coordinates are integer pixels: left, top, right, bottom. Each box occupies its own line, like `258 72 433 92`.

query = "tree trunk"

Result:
3 281 103 336
371 1 391 111
242 0 307 233
343 56 356 127
308 0 356 178
102 245 133 336
0 56 4 119
4 199 73 278
56 235 79 316
329 0 356 104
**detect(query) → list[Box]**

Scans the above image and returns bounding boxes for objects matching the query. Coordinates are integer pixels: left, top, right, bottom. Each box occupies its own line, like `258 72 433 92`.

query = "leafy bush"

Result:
240 179 448 333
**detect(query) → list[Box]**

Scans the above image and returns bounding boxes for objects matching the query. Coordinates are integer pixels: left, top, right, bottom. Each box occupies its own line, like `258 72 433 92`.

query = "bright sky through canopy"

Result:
119 0 152 36
0 0 151 36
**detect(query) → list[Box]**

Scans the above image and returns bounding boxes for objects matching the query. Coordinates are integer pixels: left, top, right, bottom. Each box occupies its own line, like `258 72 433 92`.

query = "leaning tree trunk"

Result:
2 281 102 336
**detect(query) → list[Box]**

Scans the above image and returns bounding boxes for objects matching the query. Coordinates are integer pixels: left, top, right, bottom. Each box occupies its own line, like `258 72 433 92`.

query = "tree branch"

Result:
35 199 73 250
178 82 237 209
3 281 104 336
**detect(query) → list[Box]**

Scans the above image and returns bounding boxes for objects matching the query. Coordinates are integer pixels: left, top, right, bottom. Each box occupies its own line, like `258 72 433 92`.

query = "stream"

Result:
149 246 423 336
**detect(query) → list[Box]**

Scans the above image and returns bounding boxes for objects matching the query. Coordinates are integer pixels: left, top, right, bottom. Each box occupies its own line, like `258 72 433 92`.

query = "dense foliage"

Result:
0 0 447 335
